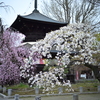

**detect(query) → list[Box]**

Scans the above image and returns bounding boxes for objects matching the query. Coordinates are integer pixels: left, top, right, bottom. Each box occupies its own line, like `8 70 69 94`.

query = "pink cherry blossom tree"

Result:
0 21 29 86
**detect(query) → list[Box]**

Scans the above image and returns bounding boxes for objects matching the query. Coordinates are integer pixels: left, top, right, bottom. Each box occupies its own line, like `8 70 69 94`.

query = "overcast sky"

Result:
0 0 44 27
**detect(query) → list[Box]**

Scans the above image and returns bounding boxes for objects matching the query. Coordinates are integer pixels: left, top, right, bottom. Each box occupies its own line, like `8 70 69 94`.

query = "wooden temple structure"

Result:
11 0 67 42
10 0 67 70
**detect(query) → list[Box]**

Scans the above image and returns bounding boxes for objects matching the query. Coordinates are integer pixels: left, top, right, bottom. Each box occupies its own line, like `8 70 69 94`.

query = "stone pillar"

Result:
98 86 100 92
3 87 6 93
35 87 39 95
14 94 19 100
79 87 83 93
8 89 12 96
58 87 63 94
73 94 78 100
35 96 41 100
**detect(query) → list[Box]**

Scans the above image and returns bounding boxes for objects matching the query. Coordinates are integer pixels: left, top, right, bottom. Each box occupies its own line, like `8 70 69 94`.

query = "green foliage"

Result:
94 33 100 41
43 65 49 71
7 83 29 90
64 68 69 74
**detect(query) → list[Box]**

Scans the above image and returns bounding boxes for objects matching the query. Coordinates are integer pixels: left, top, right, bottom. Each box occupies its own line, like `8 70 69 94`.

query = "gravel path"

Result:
22 94 100 100
0 93 100 100
0 97 13 100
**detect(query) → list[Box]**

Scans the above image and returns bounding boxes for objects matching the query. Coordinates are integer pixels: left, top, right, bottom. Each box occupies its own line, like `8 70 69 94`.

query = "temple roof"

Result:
19 9 67 24
10 0 67 42
11 0 67 29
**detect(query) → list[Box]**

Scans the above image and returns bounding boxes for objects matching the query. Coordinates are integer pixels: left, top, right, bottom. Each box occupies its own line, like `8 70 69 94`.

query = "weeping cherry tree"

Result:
0 26 29 86
20 23 100 93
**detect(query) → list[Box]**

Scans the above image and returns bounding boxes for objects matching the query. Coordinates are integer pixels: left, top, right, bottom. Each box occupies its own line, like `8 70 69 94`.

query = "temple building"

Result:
10 0 67 76
11 0 67 42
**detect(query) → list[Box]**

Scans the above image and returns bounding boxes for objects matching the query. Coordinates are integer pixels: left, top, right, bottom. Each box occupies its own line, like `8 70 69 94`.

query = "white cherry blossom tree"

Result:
21 23 100 93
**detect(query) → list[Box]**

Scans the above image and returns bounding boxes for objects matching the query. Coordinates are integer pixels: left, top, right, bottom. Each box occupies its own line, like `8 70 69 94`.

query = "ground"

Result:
1 93 99 100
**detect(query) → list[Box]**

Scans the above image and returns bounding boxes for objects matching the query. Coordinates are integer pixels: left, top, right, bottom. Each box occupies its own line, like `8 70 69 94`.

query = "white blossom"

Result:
20 23 99 94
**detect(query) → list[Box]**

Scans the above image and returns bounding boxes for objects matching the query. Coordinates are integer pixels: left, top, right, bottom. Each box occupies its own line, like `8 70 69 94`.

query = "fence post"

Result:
58 87 63 94
79 87 83 93
3 87 6 93
35 87 39 95
35 96 41 100
73 94 78 100
14 94 19 100
8 89 12 96
98 86 100 92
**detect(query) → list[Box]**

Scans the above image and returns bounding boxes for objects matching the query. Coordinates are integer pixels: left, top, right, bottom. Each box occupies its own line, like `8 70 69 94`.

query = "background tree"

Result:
87 0 100 6
42 0 100 33
0 2 13 13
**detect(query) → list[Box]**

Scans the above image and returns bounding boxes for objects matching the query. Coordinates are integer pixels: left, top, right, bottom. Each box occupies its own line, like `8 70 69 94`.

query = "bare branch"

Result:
0 2 15 13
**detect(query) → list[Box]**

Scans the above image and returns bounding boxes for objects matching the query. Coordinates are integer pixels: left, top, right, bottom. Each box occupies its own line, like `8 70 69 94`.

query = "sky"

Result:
0 0 44 27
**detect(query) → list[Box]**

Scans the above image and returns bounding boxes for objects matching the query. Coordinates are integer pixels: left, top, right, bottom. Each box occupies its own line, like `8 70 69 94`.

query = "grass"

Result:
72 82 100 92
7 83 30 90
1 80 100 95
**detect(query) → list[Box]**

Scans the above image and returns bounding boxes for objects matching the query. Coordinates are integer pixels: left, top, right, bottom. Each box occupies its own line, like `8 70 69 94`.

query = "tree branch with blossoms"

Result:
0 25 29 86
30 23 100 81
20 23 100 94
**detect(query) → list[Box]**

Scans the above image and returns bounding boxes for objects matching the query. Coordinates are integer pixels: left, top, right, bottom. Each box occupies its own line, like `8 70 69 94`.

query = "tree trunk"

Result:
85 63 100 82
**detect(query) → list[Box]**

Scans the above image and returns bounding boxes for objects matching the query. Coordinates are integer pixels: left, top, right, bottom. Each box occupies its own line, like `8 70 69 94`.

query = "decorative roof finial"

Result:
34 0 37 10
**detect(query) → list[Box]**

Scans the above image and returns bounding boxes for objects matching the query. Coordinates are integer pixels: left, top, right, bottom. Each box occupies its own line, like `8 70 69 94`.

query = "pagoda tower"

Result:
10 0 68 74
11 0 67 42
